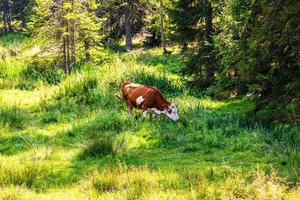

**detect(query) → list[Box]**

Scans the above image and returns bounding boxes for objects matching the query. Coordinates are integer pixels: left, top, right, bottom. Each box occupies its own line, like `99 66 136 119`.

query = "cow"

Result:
115 81 179 121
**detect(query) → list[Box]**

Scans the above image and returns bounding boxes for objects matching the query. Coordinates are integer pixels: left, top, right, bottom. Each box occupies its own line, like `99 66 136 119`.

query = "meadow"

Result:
0 34 299 199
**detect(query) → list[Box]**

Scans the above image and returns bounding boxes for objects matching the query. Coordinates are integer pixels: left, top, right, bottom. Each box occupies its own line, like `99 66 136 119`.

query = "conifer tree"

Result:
169 0 219 86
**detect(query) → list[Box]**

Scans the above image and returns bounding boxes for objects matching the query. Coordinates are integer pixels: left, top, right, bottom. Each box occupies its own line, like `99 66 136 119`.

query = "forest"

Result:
0 0 299 199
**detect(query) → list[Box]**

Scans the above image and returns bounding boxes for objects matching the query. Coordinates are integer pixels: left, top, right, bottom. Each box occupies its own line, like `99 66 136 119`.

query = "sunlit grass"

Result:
0 87 57 108
0 34 299 199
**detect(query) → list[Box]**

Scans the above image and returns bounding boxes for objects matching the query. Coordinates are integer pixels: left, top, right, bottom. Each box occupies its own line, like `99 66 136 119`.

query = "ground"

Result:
0 34 299 199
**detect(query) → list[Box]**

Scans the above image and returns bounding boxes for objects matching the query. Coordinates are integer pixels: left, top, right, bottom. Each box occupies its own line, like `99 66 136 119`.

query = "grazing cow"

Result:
115 81 179 121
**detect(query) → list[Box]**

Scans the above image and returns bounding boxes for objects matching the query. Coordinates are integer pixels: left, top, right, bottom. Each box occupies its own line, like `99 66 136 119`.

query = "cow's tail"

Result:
115 93 124 100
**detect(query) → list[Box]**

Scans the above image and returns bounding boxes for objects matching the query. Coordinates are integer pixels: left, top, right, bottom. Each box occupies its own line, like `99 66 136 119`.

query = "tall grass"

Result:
17 58 65 90
79 136 116 158
83 165 296 199
0 33 62 90
0 104 28 129
0 36 299 199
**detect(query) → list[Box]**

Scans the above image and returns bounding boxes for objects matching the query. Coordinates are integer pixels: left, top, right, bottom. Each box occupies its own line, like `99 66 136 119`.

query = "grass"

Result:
0 34 299 199
0 104 29 129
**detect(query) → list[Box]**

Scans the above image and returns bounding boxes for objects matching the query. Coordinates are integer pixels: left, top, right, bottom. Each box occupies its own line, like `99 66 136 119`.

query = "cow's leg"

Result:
127 103 133 115
149 108 160 118
143 109 149 117
150 108 161 115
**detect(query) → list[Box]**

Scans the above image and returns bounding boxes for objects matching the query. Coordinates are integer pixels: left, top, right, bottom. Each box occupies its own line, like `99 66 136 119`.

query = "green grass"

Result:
0 104 29 129
0 35 299 199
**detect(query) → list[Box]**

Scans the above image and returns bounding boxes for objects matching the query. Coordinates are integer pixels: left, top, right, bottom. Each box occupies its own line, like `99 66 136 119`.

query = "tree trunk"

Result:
2 0 12 33
69 0 76 71
84 39 91 62
204 2 214 84
2 7 7 33
159 0 167 54
21 17 26 28
62 38 68 73
4 0 12 32
124 0 132 50
66 22 71 74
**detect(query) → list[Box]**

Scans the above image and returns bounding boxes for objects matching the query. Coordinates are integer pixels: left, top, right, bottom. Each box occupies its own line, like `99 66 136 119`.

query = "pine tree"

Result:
28 0 101 73
95 0 147 44
215 0 300 120
169 0 219 86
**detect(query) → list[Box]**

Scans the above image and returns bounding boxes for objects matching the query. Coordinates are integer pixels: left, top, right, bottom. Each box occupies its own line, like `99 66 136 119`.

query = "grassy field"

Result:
0 34 300 199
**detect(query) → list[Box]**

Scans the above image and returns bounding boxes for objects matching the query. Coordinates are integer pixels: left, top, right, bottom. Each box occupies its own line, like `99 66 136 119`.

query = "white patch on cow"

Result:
165 104 179 121
150 108 162 115
136 96 145 106
127 88 129 92
128 83 142 88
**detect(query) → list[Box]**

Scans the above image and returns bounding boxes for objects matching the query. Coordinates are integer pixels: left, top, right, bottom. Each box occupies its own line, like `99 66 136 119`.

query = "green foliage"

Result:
40 110 61 124
0 162 60 191
96 0 147 40
169 0 219 86
261 125 300 153
213 0 300 120
142 0 172 48
26 0 53 33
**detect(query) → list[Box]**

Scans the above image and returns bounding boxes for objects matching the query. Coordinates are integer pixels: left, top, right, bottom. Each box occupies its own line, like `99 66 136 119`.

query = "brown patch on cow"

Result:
119 81 170 112
116 81 179 121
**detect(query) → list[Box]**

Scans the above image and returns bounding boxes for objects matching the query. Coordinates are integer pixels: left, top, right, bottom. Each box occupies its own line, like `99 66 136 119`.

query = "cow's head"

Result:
164 104 179 121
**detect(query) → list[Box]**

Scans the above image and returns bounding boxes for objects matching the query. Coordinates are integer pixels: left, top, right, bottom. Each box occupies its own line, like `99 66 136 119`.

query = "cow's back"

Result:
121 82 143 100
122 83 169 110
128 86 157 108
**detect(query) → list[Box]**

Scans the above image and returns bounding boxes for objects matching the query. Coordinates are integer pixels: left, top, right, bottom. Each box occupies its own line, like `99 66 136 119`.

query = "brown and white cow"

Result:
115 81 179 121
